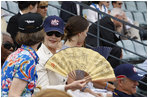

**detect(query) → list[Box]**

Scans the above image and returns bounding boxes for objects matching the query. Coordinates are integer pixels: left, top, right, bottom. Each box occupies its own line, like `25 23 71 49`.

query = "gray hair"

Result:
110 8 124 17
1 32 11 45
113 78 126 88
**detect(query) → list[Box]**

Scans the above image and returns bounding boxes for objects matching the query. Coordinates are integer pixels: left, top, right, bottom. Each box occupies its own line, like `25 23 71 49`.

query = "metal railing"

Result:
1 1 147 97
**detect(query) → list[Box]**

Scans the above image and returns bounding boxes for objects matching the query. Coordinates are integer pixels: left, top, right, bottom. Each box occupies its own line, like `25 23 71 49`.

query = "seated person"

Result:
36 15 87 93
113 64 144 97
1 32 14 66
112 1 141 41
86 8 124 68
60 1 83 22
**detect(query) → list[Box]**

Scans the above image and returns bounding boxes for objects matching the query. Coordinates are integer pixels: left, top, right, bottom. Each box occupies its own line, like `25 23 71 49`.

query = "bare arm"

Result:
8 78 28 97
65 79 86 91
92 81 115 91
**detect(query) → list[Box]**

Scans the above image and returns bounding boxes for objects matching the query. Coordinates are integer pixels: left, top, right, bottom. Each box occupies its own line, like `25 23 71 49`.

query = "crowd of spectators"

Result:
1 1 146 97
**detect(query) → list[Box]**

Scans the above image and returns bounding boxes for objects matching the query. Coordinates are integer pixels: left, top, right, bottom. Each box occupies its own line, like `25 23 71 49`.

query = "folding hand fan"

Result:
45 47 115 81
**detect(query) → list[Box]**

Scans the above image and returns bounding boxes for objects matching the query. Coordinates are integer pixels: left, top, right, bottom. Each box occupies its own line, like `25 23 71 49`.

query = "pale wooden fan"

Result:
45 47 115 82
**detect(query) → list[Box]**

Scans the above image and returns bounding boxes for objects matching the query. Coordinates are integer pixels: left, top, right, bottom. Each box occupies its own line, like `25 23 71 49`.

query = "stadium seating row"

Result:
116 40 147 62
109 1 147 12
1 1 147 24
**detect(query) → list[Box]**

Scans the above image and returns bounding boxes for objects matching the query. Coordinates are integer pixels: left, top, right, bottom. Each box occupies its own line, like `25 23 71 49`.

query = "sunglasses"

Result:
118 3 123 5
39 5 48 9
3 41 15 50
46 31 62 37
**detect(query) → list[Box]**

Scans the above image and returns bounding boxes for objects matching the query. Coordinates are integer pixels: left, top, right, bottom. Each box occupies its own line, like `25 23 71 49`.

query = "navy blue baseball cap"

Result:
114 64 143 81
43 15 64 34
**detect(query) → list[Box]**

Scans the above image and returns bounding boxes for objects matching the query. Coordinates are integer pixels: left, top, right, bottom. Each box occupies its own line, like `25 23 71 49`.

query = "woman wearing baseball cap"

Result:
1 13 45 97
36 15 87 95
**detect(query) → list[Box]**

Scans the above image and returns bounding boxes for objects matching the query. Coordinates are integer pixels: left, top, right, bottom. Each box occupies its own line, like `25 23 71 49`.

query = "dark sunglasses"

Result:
46 31 62 37
3 41 15 50
39 5 48 9
118 3 123 5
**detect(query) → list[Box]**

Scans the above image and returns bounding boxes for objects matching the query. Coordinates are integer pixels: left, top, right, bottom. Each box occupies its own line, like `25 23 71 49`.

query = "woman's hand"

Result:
65 79 86 91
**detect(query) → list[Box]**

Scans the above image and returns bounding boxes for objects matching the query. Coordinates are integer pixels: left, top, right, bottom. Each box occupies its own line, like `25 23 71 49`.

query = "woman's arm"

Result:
92 81 115 91
65 79 86 91
8 78 28 97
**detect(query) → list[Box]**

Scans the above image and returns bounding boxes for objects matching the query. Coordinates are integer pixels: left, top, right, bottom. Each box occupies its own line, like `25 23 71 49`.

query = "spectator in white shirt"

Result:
87 1 108 24
36 15 86 92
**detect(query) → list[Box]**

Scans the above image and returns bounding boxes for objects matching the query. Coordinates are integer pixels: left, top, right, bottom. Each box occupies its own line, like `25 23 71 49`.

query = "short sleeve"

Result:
14 56 36 82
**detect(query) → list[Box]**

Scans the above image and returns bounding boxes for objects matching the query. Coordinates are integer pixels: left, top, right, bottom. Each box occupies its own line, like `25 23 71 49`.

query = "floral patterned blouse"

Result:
1 45 39 97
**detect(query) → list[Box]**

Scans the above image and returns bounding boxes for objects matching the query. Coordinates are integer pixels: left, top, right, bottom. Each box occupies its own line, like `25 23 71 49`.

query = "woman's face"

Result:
44 31 62 50
78 26 89 44
1 34 14 65
103 1 110 8
37 4 48 18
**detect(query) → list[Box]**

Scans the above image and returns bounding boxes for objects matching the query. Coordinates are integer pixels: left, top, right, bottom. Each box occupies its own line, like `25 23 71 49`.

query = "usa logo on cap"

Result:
133 67 137 73
51 19 59 26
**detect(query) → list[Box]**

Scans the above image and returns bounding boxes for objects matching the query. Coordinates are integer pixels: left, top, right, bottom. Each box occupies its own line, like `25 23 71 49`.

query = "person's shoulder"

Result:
8 13 21 22
10 12 21 18
100 16 112 25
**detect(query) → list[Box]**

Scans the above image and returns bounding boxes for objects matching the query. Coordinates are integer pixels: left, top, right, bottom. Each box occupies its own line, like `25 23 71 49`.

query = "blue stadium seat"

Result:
125 11 134 21
47 1 61 16
133 12 146 24
121 2 126 11
143 12 147 22
117 40 138 61
7 1 19 14
116 40 147 61
142 40 147 52
136 1 147 12
125 1 137 11
132 41 147 60
1 1 7 10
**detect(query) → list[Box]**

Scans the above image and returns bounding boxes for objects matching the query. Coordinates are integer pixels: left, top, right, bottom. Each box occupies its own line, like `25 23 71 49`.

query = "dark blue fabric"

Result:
113 89 135 97
92 46 112 59
60 1 83 22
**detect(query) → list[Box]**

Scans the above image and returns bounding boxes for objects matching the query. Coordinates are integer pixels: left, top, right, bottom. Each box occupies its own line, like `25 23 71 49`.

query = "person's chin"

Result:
49 42 58 47
132 88 137 94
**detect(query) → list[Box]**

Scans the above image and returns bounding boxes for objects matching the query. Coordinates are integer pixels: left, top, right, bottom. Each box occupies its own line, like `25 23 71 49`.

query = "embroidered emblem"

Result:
51 19 59 26
25 20 35 24
133 67 137 72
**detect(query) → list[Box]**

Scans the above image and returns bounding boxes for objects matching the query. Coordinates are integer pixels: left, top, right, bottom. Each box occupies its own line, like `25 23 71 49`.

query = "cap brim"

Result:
44 27 64 34
129 74 144 81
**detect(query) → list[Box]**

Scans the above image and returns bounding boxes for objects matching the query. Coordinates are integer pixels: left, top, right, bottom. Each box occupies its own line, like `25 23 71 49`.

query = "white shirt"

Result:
36 43 67 91
87 4 108 23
